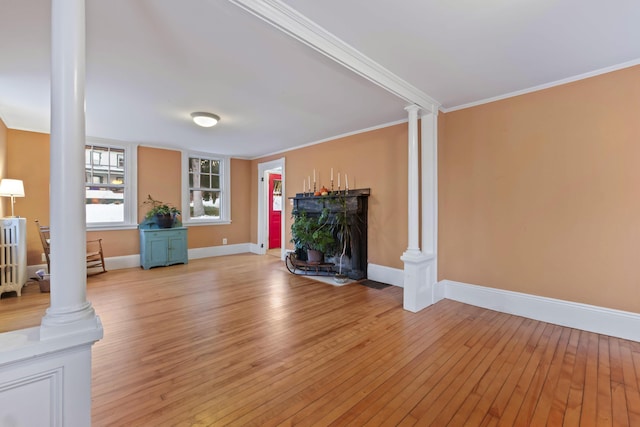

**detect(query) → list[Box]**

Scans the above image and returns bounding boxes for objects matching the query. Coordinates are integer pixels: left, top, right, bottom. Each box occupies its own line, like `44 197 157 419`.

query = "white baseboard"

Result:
433 281 446 303
441 279 640 342
26 244 253 278
188 243 251 259
367 263 404 287
26 255 140 279
26 264 48 280
249 243 263 254
104 255 140 271
27 254 640 341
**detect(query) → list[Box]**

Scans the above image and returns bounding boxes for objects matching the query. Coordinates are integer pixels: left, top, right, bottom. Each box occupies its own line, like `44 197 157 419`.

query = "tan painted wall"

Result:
0 118 7 217
12 64 635 313
6 132 252 265
7 129 50 264
252 124 409 269
188 158 252 248
439 65 640 313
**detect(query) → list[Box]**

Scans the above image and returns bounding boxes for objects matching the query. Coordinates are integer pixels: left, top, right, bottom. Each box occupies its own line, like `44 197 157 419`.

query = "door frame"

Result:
257 157 285 258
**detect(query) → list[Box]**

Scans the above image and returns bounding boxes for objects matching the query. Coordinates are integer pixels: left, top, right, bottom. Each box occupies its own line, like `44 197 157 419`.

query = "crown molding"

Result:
250 118 408 160
442 58 640 113
228 0 440 114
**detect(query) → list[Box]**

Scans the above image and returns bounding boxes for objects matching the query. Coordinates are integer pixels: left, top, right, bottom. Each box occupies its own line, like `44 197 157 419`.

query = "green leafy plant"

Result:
290 208 336 255
142 194 181 219
328 194 357 276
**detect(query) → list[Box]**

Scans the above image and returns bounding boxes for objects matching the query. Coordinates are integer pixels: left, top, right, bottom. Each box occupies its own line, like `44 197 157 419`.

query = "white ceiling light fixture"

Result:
191 112 220 128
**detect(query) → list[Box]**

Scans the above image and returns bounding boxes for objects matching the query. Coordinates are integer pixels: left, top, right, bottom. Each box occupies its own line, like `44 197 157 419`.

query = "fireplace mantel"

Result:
290 188 370 279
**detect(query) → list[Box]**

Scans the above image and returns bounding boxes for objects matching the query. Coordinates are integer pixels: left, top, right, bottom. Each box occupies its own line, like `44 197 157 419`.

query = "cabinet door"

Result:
167 234 187 264
147 237 169 267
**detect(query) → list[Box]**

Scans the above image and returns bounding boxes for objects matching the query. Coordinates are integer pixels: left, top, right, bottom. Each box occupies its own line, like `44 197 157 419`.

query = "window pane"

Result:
187 154 225 222
190 190 220 219
86 186 124 223
211 160 220 174
200 159 210 173
86 144 126 224
201 175 210 189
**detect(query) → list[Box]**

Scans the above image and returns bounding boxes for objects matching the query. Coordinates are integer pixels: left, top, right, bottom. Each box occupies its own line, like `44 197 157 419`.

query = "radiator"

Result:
0 218 27 297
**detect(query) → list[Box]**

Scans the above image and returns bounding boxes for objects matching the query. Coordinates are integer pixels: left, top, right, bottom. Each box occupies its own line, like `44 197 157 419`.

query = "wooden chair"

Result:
35 220 107 274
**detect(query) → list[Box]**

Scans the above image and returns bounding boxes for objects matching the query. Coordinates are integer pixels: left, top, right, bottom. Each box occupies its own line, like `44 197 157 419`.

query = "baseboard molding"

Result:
367 263 404 288
441 279 640 342
188 243 251 259
26 244 253 278
27 255 639 341
433 281 446 303
105 255 140 271
26 264 48 280
249 243 263 255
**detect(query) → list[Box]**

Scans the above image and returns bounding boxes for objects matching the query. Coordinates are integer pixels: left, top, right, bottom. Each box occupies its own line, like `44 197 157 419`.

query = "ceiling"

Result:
1 0 639 159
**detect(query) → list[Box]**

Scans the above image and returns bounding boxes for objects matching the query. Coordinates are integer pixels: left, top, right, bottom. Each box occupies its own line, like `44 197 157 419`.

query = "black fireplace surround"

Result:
290 188 369 279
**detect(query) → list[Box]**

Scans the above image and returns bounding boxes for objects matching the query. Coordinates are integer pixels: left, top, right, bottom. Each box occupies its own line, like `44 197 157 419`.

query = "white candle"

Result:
303 179 305 193
313 169 316 183
346 174 349 189
338 173 340 187
308 176 311 189
331 168 334 181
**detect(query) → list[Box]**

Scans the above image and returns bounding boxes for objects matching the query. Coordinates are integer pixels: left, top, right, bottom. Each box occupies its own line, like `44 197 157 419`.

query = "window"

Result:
182 153 230 224
85 142 137 228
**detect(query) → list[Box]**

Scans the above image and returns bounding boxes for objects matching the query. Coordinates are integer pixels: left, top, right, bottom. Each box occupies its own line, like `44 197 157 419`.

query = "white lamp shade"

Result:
191 112 220 128
0 179 25 197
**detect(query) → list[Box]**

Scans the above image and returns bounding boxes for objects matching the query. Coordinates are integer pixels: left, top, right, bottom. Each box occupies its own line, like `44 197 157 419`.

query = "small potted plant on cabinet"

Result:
142 194 181 228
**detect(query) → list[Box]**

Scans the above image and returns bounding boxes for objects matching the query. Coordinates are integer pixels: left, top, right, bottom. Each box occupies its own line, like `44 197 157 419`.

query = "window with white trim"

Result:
183 152 230 224
85 142 137 228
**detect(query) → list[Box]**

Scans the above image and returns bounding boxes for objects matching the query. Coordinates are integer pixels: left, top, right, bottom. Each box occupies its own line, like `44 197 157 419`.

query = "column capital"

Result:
404 104 421 114
420 106 439 118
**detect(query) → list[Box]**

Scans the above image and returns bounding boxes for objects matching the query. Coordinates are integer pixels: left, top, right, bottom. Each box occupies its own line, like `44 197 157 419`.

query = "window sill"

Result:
182 220 232 227
87 223 140 232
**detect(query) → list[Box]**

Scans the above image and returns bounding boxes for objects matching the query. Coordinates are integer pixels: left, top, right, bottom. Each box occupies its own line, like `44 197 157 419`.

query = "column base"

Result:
40 302 101 340
401 251 437 313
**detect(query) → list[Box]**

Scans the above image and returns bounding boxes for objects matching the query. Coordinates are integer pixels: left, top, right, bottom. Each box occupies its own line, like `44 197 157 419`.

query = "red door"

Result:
268 173 282 249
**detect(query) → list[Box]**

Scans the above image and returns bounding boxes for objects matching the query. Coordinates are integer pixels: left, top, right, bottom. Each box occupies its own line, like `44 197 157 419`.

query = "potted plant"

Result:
290 208 336 263
329 194 354 283
142 194 181 228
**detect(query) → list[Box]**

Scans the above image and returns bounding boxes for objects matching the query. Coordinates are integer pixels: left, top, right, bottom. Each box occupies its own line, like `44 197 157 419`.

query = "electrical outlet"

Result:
222 238 228 245
41 253 47 262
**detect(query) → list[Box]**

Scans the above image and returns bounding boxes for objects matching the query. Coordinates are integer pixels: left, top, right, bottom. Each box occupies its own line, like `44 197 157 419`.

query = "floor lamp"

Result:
0 179 25 218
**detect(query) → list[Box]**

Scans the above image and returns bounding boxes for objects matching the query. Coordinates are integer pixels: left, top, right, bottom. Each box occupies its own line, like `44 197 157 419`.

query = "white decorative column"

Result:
404 105 421 256
0 1 102 426
41 0 100 337
421 108 440 302
401 105 437 312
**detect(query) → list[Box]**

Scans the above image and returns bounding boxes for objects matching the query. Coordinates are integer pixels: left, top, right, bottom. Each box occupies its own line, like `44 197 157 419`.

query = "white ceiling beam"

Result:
227 0 441 114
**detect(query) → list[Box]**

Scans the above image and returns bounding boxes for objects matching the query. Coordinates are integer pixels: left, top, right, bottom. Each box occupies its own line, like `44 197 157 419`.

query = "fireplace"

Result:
290 188 370 279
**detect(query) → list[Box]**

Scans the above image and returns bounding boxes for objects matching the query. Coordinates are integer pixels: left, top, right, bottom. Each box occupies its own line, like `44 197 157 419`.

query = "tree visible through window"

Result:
189 156 221 219
85 145 125 223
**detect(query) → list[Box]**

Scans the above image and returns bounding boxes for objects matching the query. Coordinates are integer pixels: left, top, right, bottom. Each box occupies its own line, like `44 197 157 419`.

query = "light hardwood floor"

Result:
1 254 639 426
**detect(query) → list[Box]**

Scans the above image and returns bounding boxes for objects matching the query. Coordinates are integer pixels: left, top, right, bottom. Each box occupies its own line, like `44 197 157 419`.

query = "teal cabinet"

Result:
140 227 188 269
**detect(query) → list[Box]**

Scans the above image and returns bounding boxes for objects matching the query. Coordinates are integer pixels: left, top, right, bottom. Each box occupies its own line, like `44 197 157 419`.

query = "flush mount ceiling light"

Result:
191 112 220 128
